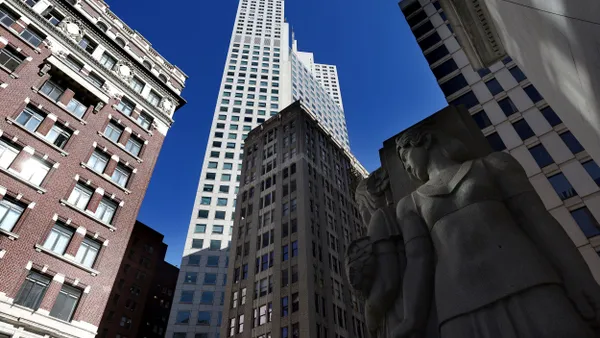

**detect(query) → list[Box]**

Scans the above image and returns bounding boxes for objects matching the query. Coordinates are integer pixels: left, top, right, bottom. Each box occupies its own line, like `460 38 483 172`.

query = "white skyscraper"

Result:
167 1 354 337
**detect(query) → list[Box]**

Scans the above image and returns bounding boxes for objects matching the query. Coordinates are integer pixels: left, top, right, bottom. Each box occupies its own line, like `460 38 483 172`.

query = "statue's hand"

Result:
565 280 600 326
391 317 418 338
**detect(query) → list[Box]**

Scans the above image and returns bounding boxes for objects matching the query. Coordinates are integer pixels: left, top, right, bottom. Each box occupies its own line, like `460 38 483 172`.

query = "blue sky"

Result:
104 0 447 265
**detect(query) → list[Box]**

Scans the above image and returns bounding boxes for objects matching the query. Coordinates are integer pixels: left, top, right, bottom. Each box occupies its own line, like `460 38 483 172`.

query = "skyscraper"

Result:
167 1 357 337
400 0 600 278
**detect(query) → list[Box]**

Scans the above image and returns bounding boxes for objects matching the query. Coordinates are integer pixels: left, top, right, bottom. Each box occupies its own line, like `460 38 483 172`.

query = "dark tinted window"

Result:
548 173 577 200
432 1 441 10
477 68 491 77
524 85 543 103
560 131 584 154
498 97 518 116
440 74 468 96
407 10 428 27
425 44 449 64
418 32 441 51
472 111 492 129
450 91 479 110
583 160 600 186
510 66 526 82
502 56 513 64
486 132 506 152
413 21 434 39
432 58 458 79
401 1 421 16
513 119 535 140
541 106 562 127
528 144 553 168
571 207 600 238
485 79 503 96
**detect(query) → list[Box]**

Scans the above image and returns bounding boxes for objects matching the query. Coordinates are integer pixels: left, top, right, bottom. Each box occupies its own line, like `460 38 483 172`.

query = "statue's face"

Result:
399 145 430 182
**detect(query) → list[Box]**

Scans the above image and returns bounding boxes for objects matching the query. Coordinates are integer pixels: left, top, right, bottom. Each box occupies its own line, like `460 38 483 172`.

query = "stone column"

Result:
58 88 75 106
103 155 119 177
37 274 64 315
86 187 104 213
35 114 57 137
118 127 132 146
64 227 86 260
9 146 34 173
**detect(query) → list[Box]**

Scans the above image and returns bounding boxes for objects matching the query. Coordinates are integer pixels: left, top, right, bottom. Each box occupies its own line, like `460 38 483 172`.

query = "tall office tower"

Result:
0 0 186 337
400 0 600 278
220 102 368 338
168 1 356 337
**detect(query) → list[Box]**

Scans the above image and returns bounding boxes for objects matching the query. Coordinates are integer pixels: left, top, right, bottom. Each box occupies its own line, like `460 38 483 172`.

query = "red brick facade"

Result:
0 0 185 337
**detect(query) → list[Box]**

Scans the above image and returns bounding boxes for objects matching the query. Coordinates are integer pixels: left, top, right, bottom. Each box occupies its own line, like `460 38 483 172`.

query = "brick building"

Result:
0 0 186 337
98 221 178 338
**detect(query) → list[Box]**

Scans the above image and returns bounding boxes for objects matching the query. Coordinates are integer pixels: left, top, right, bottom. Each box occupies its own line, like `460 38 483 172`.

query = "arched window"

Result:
97 22 108 32
159 74 168 83
115 37 126 48
142 60 152 70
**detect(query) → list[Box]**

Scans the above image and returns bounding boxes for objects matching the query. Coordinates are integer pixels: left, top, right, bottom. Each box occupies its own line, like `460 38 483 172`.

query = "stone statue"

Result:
347 124 600 337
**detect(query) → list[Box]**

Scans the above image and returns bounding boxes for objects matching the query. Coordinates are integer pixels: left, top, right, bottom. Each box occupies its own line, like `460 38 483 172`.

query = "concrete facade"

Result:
400 0 600 281
0 0 186 337
221 102 368 338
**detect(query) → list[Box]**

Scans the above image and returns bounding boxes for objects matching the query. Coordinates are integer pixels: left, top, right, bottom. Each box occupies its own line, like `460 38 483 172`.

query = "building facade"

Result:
0 0 186 337
98 221 178 338
221 102 367 338
400 0 600 280
168 1 357 337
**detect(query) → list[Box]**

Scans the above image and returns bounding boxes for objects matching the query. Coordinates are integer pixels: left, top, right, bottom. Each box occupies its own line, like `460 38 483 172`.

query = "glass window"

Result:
548 173 577 200
560 131 584 154
486 132 506 152
0 139 18 169
66 98 87 118
42 224 73 255
0 46 23 72
18 157 49 186
16 107 44 132
184 272 197 284
20 28 44 47
95 198 117 224
87 150 109 173
116 98 134 116
45 124 71 149
192 239 203 249
99 53 116 70
513 119 535 140
529 144 553 168
571 207 600 238
49 285 81 322
125 137 142 156
78 36 97 54
175 310 191 324
439 74 468 96
198 210 209 218
147 91 161 106
419 32 442 52
194 224 206 233
485 79 503 96
75 238 100 268
129 77 145 94
111 165 131 187
449 90 479 110
510 66 526 82
67 184 92 210
583 160 600 186
0 7 17 27
188 255 200 266
524 85 543 103
180 291 194 303
40 81 64 102
424 44 448 64
541 107 562 127
216 198 227 207
431 58 457 79
207 256 219 267
137 112 153 130
498 97 518 116
210 240 222 250
472 110 492 129
197 311 211 326
215 211 226 220
200 291 214 304
213 224 225 233
14 272 50 310
204 273 217 285
0 198 24 232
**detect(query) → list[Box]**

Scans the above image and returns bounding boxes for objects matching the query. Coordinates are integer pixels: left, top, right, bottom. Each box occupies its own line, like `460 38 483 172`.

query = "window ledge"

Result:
5 117 69 156
111 105 152 136
59 199 117 232
34 244 99 276
0 227 19 240
96 131 143 163
31 87 88 125
79 162 131 195
0 166 46 194
1 23 42 54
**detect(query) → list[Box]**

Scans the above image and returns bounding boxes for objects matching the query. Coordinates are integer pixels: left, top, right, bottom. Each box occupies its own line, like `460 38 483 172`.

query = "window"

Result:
116 98 135 116
180 290 194 303
548 173 577 200
188 255 200 266
95 198 117 224
0 46 23 72
204 273 217 285
78 36 97 54
147 91 162 107
419 32 442 52
16 107 44 132
281 296 289 316
75 238 100 268
513 119 535 140
292 241 298 257
449 91 479 110
583 160 600 186
524 85 543 103
18 157 50 186
201 291 214 304
184 272 197 284
282 245 289 261
472 110 492 129
486 132 506 152
111 164 131 187
137 112 153 130
498 97 518 116
46 124 71 149
0 6 16 27
215 211 226 220
197 311 211 326
192 239 203 249
510 66 526 82
198 210 209 218
571 207 600 238
87 150 109 173
175 311 191 324
125 137 142 156
431 58 457 79
439 74 468 96
210 240 222 250
40 81 64 102
143 60 152 70
14 272 50 310
66 98 87 118
424 44 448 64
292 293 299 312
541 107 562 127
129 77 145 94
67 184 92 210
0 198 24 232
115 37 126 48
49 285 81 321
207 256 219 267
213 224 225 233
21 28 44 47
195 224 206 233
42 224 73 255
560 132 584 154
485 79 503 96
96 21 108 32
87 72 104 88
529 144 553 168
25 0 39 8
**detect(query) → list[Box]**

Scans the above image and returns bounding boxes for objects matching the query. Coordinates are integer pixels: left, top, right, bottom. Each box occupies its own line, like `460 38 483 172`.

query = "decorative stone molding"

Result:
160 97 174 114
114 60 134 83
57 17 85 43
38 63 51 76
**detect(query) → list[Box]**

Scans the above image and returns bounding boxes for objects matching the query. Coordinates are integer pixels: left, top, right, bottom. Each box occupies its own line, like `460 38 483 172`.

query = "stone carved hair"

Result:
395 124 472 163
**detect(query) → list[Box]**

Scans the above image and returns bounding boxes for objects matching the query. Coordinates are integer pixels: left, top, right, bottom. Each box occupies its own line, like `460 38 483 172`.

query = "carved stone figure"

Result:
390 125 600 337
346 169 410 338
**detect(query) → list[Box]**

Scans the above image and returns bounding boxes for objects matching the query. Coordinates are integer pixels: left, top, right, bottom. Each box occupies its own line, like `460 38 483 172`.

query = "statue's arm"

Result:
392 198 434 337
486 152 600 319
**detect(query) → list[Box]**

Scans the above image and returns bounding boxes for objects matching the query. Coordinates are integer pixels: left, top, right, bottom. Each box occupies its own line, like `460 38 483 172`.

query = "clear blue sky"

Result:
104 0 447 265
